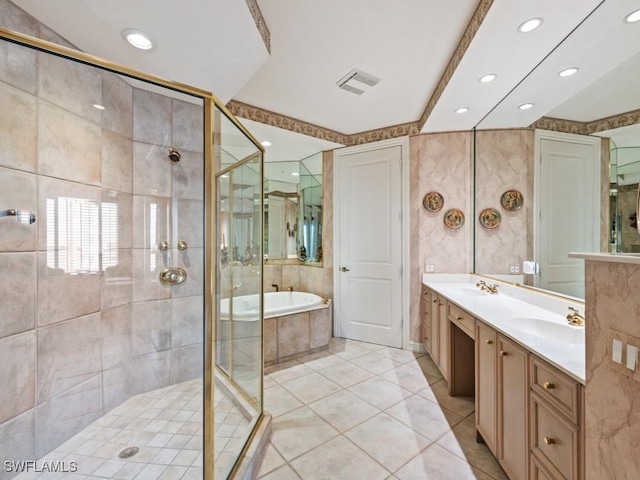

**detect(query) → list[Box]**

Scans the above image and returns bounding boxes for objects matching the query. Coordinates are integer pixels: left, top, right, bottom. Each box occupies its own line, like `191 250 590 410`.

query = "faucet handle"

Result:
568 306 579 314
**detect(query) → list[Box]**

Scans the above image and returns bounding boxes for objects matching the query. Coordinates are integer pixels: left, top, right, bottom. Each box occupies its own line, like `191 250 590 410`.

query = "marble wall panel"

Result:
264 318 277 363
299 265 323 296
132 248 170 302
102 131 133 194
0 253 36 339
173 150 204 200
0 1 37 95
170 344 203 384
0 82 37 173
131 300 172 356
133 89 172 146
310 306 331 349
277 313 309 358
0 331 36 424
132 142 172 197
282 265 300 292
102 249 132 310
172 99 204 153
37 313 101 403
175 198 204 249
0 167 36 252
475 130 534 274
37 101 102 186
172 296 204 348
0 409 35 474
585 260 640 479
102 72 133 138
38 51 102 124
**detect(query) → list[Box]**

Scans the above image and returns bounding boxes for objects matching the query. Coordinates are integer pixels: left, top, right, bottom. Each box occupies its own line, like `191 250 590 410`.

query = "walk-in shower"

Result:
0 4 265 478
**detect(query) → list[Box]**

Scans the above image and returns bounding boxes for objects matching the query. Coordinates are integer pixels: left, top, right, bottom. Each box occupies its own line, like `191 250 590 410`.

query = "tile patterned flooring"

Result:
257 337 508 480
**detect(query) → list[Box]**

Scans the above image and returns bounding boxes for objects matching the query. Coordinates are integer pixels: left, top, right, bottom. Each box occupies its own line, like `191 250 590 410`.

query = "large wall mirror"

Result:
473 1 640 299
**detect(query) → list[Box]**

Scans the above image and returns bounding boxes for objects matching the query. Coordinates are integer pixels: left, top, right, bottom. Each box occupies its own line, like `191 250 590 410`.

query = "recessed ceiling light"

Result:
121 29 153 50
519 103 534 110
261 141 272 147
518 17 543 33
93 104 105 110
558 67 579 77
479 74 497 83
624 9 640 23
291 172 300 176
455 107 469 114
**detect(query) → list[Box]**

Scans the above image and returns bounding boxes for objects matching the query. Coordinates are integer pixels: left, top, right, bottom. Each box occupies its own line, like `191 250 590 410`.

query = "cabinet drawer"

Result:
531 394 580 480
530 355 581 424
530 454 556 480
448 302 475 339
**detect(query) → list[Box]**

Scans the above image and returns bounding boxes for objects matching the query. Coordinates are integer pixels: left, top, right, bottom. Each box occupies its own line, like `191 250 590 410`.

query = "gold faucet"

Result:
566 307 585 326
287 286 294 292
476 280 499 294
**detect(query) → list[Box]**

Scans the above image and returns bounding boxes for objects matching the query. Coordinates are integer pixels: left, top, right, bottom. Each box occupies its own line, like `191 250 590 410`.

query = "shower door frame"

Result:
0 27 265 480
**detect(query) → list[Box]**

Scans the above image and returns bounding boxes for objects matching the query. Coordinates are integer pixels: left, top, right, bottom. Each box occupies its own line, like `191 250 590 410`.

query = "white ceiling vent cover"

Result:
336 69 381 95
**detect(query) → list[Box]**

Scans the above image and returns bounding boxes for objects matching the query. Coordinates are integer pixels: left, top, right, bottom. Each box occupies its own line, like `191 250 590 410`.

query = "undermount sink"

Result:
448 285 489 297
509 317 585 344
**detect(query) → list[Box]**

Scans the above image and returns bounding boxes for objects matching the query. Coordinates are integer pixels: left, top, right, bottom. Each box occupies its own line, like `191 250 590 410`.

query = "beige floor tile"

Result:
344 413 431 472
280 372 342 404
348 376 413 410
328 342 371 360
265 384 304 418
258 464 301 480
436 419 508 480
270 407 339 461
350 352 402 375
290 435 389 480
385 394 464 441
405 354 443 378
377 347 425 364
418 379 475 417
307 390 380 432
318 361 374 388
298 351 346 371
394 444 494 480
267 361 315 384
381 364 438 393
346 339 386 352
263 375 278 389
256 442 287 477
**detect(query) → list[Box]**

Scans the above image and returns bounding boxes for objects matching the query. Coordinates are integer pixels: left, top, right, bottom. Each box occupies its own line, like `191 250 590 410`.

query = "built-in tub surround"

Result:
423 274 586 382
571 253 640 478
0 3 205 467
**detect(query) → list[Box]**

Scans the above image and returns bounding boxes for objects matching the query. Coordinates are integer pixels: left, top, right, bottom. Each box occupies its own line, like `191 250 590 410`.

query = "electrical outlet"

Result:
425 264 435 273
509 265 520 273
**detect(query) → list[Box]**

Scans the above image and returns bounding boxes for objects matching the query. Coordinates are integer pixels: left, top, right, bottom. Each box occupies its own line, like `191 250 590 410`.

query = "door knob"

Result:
341 267 350 272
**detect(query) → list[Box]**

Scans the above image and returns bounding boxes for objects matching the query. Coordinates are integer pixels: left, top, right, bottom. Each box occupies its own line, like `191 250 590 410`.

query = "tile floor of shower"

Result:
15 378 251 480
256 337 507 480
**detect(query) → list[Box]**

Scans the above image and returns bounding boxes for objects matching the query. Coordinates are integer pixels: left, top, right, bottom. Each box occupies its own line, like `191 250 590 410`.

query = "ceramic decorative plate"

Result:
479 207 501 229
443 208 465 229
500 189 524 211
423 191 444 212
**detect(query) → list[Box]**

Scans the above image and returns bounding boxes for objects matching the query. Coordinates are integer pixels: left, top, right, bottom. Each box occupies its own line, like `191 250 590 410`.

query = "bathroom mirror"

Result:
473 1 640 299
299 152 323 265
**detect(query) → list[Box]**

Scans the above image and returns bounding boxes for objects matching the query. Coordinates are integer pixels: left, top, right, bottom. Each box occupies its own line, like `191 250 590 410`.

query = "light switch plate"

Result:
608 329 640 381
627 345 638 371
613 339 623 364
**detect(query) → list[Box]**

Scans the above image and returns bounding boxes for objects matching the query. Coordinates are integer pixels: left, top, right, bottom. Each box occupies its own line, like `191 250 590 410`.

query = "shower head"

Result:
168 147 181 163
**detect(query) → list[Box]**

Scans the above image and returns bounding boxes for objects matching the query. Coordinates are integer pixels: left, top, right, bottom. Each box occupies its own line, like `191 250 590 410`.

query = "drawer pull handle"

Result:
433 300 438 303
500 351 508 356
456 316 463 321
543 436 556 446
543 382 555 390
486 339 493 345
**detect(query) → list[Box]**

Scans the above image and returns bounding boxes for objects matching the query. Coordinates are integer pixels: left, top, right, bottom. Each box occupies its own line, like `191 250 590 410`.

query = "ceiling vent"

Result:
336 69 381 95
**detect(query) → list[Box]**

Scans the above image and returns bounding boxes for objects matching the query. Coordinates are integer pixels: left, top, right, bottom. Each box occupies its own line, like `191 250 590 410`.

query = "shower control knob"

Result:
177 240 188 251
158 241 169 252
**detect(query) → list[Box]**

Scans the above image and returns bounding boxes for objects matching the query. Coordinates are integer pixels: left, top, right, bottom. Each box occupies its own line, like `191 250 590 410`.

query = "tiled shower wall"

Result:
0 0 204 466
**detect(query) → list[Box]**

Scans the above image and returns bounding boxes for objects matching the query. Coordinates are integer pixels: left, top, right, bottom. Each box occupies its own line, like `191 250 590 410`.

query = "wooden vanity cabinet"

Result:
421 288 449 381
421 287 431 352
498 335 529 480
475 321 498 455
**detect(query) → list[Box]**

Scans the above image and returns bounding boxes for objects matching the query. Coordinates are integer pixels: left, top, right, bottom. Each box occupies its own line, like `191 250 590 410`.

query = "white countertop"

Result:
423 275 585 384
569 252 640 264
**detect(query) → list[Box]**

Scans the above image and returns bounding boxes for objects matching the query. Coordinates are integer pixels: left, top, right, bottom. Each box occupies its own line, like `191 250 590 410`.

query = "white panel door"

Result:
336 145 402 348
539 138 599 298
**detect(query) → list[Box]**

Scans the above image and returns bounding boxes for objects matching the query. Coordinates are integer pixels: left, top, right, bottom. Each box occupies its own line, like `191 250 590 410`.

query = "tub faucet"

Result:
271 283 279 292
287 286 294 292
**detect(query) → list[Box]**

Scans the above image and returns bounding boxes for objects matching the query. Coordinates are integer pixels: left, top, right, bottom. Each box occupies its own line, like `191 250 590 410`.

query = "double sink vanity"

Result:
421 274 586 480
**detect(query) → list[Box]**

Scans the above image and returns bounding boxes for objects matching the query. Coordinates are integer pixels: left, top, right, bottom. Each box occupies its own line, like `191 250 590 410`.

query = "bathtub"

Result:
220 291 324 320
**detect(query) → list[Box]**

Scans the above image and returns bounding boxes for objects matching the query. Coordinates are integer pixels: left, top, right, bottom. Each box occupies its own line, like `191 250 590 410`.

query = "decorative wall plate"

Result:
479 208 501 229
500 189 524 211
443 208 465 229
423 191 444 212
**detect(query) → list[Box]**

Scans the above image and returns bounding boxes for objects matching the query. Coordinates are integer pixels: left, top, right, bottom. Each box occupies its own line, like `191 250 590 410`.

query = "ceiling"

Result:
8 0 640 150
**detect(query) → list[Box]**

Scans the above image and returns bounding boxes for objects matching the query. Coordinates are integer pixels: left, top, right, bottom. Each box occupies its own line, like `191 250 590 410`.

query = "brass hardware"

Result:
543 382 555 390
322 296 330 304
287 286 294 292
477 280 499 294
566 307 585 326
271 283 279 292
168 147 181 163
159 267 187 286
486 339 493 345
263 255 268 264
341 266 350 272
487 284 499 294
1 209 36 224
177 240 188 251
500 351 508 356
158 241 169 252
456 316 463 321
543 436 556 445
433 299 438 303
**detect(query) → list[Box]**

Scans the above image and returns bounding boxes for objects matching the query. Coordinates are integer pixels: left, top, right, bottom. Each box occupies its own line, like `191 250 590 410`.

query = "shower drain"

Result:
118 446 139 459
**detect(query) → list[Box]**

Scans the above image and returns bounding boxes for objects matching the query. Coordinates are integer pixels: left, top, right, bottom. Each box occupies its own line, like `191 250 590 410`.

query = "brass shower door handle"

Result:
341 267 350 272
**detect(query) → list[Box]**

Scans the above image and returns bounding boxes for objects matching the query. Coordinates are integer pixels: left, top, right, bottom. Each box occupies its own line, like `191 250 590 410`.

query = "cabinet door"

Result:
421 289 431 352
438 297 449 379
476 321 497 455
498 334 529 480
429 294 440 364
